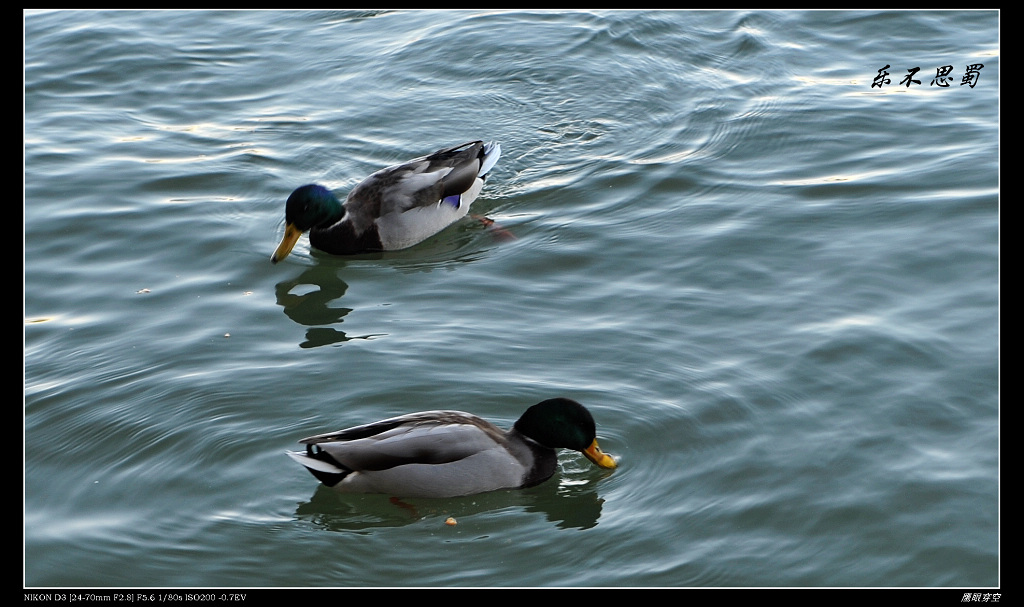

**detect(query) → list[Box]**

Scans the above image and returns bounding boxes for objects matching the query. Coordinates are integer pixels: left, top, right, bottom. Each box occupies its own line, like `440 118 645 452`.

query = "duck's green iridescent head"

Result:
514 398 617 469
271 184 344 263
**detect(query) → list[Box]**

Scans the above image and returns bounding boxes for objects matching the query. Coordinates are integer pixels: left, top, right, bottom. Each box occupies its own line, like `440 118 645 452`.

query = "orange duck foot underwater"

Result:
272 140 501 262
286 397 617 498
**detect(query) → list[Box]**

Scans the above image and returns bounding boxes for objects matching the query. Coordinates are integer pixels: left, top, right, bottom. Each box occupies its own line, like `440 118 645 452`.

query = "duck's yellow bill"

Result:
583 438 617 469
272 223 303 264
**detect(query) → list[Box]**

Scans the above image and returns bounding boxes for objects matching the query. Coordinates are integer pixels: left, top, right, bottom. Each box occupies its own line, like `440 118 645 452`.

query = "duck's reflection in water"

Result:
274 265 381 348
294 465 612 532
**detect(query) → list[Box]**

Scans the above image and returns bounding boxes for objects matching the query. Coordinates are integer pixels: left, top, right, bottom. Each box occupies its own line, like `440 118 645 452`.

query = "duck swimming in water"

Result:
286 398 617 498
272 140 501 262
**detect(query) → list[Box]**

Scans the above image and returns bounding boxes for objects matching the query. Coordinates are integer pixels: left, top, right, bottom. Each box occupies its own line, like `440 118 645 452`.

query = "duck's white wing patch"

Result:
384 169 451 211
479 142 501 177
286 450 345 474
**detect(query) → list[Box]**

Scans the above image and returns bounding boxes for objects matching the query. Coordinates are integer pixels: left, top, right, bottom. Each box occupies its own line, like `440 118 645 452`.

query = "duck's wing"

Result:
343 141 499 232
294 410 508 471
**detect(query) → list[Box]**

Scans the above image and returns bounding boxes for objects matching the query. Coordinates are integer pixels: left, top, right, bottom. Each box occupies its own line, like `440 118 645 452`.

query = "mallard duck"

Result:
271 140 501 262
286 397 617 498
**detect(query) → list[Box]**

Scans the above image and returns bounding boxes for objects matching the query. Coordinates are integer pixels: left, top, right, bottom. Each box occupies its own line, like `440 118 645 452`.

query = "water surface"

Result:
25 9 999 587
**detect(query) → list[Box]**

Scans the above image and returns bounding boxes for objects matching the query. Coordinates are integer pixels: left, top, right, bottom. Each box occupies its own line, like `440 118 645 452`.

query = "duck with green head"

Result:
272 140 501 262
286 397 617 498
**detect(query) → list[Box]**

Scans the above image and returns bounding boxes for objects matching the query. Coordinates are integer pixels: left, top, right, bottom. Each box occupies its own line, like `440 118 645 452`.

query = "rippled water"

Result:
25 10 999 588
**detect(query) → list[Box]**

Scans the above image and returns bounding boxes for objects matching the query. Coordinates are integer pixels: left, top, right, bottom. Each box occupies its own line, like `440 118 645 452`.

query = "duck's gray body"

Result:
317 141 500 254
286 410 554 498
